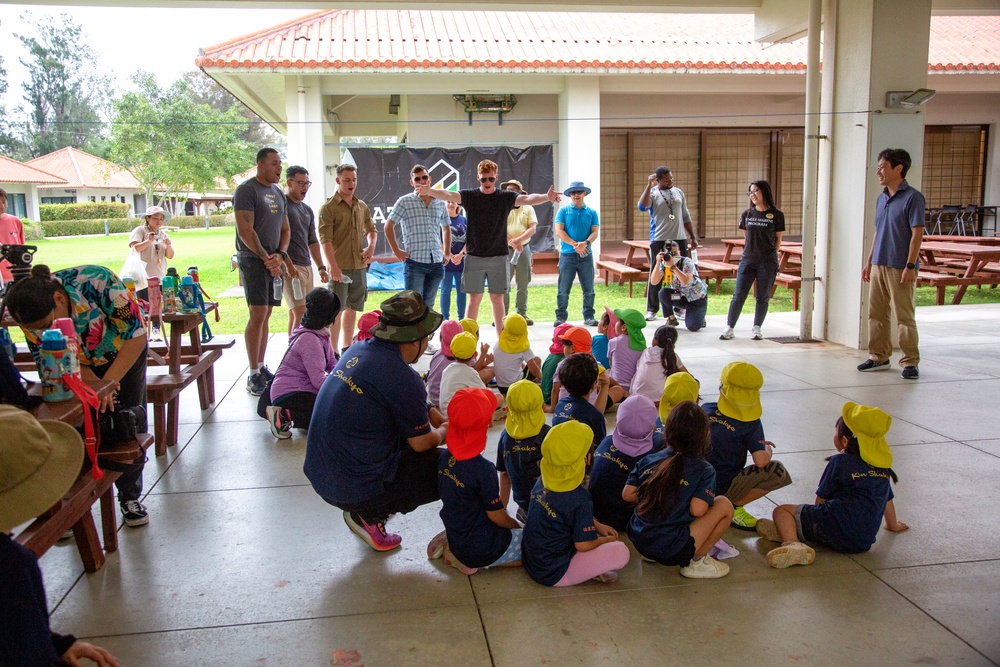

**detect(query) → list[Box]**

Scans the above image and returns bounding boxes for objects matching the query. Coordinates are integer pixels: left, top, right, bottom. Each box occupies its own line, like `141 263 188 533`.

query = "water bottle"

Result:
690 249 699 263
292 276 303 301
0 329 15 360
161 276 177 314
53 318 82 381
147 276 162 320
511 250 521 266
39 329 72 402
178 276 199 313
272 273 284 303
340 274 352 285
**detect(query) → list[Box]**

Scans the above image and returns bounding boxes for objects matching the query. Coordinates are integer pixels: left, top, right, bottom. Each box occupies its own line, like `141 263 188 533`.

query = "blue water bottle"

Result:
178 276 199 313
39 329 73 402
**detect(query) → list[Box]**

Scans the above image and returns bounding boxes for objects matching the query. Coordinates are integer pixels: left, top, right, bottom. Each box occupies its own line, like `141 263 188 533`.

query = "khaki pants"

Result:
868 264 920 368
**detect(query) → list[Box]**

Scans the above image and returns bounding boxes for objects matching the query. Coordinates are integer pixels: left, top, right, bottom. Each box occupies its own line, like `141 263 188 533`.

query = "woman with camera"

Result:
128 205 175 301
4 264 152 527
648 240 709 332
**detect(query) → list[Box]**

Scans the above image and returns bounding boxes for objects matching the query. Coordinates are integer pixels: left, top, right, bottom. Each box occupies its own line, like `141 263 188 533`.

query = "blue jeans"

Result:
659 290 708 332
404 259 445 308
556 252 595 322
439 270 466 320
727 258 779 328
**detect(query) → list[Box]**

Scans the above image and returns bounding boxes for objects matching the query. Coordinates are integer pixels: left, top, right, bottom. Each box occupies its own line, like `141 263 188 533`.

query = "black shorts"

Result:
239 254 281 307
656 534 697 567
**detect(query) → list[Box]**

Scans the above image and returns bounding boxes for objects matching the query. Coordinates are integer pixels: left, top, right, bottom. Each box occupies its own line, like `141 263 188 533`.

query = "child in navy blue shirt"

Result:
589 394 658 531
703 361 792 531
428 387 522 575
624 401 735 579
522 420 630 586
757 402 908 568
497 379 550 523
552 351 609 454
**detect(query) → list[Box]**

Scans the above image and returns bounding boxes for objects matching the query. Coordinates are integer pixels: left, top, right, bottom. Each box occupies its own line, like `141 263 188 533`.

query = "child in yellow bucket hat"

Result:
522 421 631 587
492 314 542 395
496 380 551 523
757 402 908 569
702 361 792 531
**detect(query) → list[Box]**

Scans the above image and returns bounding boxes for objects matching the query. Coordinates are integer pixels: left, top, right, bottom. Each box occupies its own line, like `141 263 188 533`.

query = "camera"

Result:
0 244 38 285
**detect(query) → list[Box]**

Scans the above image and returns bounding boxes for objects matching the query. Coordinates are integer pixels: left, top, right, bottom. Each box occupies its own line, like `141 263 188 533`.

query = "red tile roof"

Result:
26 147 140 190
196 11 1000 74
0 154 67 185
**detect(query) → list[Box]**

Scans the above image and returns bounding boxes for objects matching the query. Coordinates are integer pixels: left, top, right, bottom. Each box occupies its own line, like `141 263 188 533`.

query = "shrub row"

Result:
38 214 236 237
40 202 131 221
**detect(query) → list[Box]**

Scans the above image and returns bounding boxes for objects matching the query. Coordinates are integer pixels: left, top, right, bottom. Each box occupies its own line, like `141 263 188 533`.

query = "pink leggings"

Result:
554 541 630 587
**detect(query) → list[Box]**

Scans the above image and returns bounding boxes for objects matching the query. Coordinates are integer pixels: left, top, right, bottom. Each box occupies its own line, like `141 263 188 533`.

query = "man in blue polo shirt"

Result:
385 164 452 307
304 291 448 552
859 148 925 380
553 181 600 326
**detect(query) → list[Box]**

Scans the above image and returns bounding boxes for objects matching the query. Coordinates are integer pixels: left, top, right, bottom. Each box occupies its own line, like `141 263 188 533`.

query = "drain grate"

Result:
765 336 823 344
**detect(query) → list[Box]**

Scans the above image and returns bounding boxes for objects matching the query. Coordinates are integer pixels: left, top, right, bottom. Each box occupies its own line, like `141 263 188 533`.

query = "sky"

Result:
0 5 309 108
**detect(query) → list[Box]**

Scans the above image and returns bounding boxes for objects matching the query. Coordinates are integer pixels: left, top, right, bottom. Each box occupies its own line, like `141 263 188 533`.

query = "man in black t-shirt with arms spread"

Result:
418 159 559 336
235 147 291 396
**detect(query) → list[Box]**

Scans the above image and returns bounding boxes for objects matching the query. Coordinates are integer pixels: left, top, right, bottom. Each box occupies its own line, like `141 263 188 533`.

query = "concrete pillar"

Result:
820 0 931 349
285 75 328 211
558 77 602 254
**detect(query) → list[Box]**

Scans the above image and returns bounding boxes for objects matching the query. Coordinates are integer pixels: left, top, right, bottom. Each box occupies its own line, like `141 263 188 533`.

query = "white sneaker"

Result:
645 311 656 321
752 326 763 340
766 542 816 569
719 327 735 340
679 554 730 579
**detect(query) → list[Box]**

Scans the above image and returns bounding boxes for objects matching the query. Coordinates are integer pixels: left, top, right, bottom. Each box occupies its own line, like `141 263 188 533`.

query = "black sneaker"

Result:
121 500 149 527
901 366 919 380
523 317 534 325
553 320 566 327
246 372 267 396
667 315 679 327
583 318 599 327
259 365 274 384
857 359 890 372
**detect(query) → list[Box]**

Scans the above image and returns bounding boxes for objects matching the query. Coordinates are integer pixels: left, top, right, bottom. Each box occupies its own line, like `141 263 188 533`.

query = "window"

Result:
922 125 987 209
7 193 27 218
41 196 76 205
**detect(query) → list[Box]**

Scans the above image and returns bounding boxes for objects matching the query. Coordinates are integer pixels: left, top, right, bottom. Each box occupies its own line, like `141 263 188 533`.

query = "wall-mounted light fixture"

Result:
885 88 936 109
389 94 401 115
454 94 517 125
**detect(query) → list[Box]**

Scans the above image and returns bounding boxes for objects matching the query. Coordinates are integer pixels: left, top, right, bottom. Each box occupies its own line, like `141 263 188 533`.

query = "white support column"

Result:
558 77 602 253
820 0 931 350
285 75 328 211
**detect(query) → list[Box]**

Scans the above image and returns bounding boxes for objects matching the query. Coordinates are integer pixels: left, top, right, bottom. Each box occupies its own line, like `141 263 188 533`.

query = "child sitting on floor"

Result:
552 351 609 453
541 323 573 405
439 333 502 415
492 314 542 395
425 320 463 408
703 362 792 531
547 327 624 414
590 308 618 369
756 402 908 568
630 325 690 405
624 401 734 579
459 317 495 384
353 309 381 344
258 288 341 439
428 387 522 575
589 394 658 532
522 420 631 586
607 308 647 393
497 379 550 523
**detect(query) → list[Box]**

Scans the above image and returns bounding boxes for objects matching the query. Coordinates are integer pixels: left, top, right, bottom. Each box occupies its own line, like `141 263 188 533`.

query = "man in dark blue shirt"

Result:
304 291 447 552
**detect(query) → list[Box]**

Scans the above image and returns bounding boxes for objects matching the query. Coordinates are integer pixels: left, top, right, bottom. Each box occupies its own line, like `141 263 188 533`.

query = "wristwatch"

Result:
318 265 327 272
905 262 916 270
280 251 289 260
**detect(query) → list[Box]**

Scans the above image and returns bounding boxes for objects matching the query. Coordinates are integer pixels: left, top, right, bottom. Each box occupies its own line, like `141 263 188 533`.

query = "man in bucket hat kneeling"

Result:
304 291 448 551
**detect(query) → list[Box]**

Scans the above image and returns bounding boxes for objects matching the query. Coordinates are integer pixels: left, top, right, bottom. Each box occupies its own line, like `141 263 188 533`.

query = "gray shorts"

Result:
328 268 368 311
462 254 509 295
723 460 792 505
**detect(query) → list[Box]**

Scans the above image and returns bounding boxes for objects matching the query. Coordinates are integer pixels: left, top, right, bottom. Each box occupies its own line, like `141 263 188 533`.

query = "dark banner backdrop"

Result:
348 145 556 257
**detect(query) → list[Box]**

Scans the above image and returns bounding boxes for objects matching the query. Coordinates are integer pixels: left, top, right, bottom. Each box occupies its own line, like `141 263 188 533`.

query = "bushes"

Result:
40 202 131 221
40 213 236 237
22 220 45 241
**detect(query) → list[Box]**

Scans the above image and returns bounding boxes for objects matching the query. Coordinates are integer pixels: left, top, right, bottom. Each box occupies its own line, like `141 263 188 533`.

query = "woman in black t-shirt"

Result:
720 180 785 341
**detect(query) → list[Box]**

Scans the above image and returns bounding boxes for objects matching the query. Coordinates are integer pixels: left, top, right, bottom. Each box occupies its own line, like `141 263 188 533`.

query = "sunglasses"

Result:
413 174 430 182
479 176 497 183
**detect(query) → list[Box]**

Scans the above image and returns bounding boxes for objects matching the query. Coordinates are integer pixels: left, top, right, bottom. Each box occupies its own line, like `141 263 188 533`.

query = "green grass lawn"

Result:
10 229 1000 337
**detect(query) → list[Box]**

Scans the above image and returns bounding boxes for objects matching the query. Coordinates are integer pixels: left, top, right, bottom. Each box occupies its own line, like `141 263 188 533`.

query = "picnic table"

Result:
923 234 1000 246
918 242 1000 304
720 238 804 272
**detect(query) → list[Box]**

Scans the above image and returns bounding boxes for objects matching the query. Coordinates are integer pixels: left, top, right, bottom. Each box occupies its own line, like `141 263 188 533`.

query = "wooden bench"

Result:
148 337 236 409
915 271 999 305
147 349 223 455
16 434 153 572
596 260 645 298
772 273 803 310
695 258 739 294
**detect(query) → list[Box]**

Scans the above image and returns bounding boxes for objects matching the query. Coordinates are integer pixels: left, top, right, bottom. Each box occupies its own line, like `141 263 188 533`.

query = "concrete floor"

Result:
40 304 1000 666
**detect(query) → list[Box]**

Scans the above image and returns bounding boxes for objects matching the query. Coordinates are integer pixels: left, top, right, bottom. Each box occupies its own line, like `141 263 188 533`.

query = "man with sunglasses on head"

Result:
385 164 452 310
282 166 329 336
417 159 559 336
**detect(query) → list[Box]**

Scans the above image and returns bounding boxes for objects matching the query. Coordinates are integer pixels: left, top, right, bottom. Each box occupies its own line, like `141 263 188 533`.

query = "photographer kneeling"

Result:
648 240 709 332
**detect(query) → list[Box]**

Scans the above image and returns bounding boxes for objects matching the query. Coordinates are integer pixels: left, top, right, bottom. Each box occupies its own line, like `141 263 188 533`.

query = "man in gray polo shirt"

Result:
282 166 329 335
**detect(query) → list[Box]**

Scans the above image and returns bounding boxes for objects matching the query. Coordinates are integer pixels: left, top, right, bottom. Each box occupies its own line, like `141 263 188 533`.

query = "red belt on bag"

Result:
62 375 105 481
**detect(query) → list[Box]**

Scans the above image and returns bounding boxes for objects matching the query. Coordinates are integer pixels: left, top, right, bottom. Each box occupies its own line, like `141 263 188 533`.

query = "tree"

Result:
182 71 281 149
11 12 111 159
108 72 258 204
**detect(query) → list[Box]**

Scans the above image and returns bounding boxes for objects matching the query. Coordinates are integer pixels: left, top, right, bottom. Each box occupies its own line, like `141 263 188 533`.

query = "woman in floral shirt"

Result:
4 264 151 527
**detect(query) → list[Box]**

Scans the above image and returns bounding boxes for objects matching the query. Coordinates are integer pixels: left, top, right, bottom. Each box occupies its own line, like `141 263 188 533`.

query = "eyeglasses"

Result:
413 174 430 182
479 176 496 183
291 180 313 187
748 189 761 196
